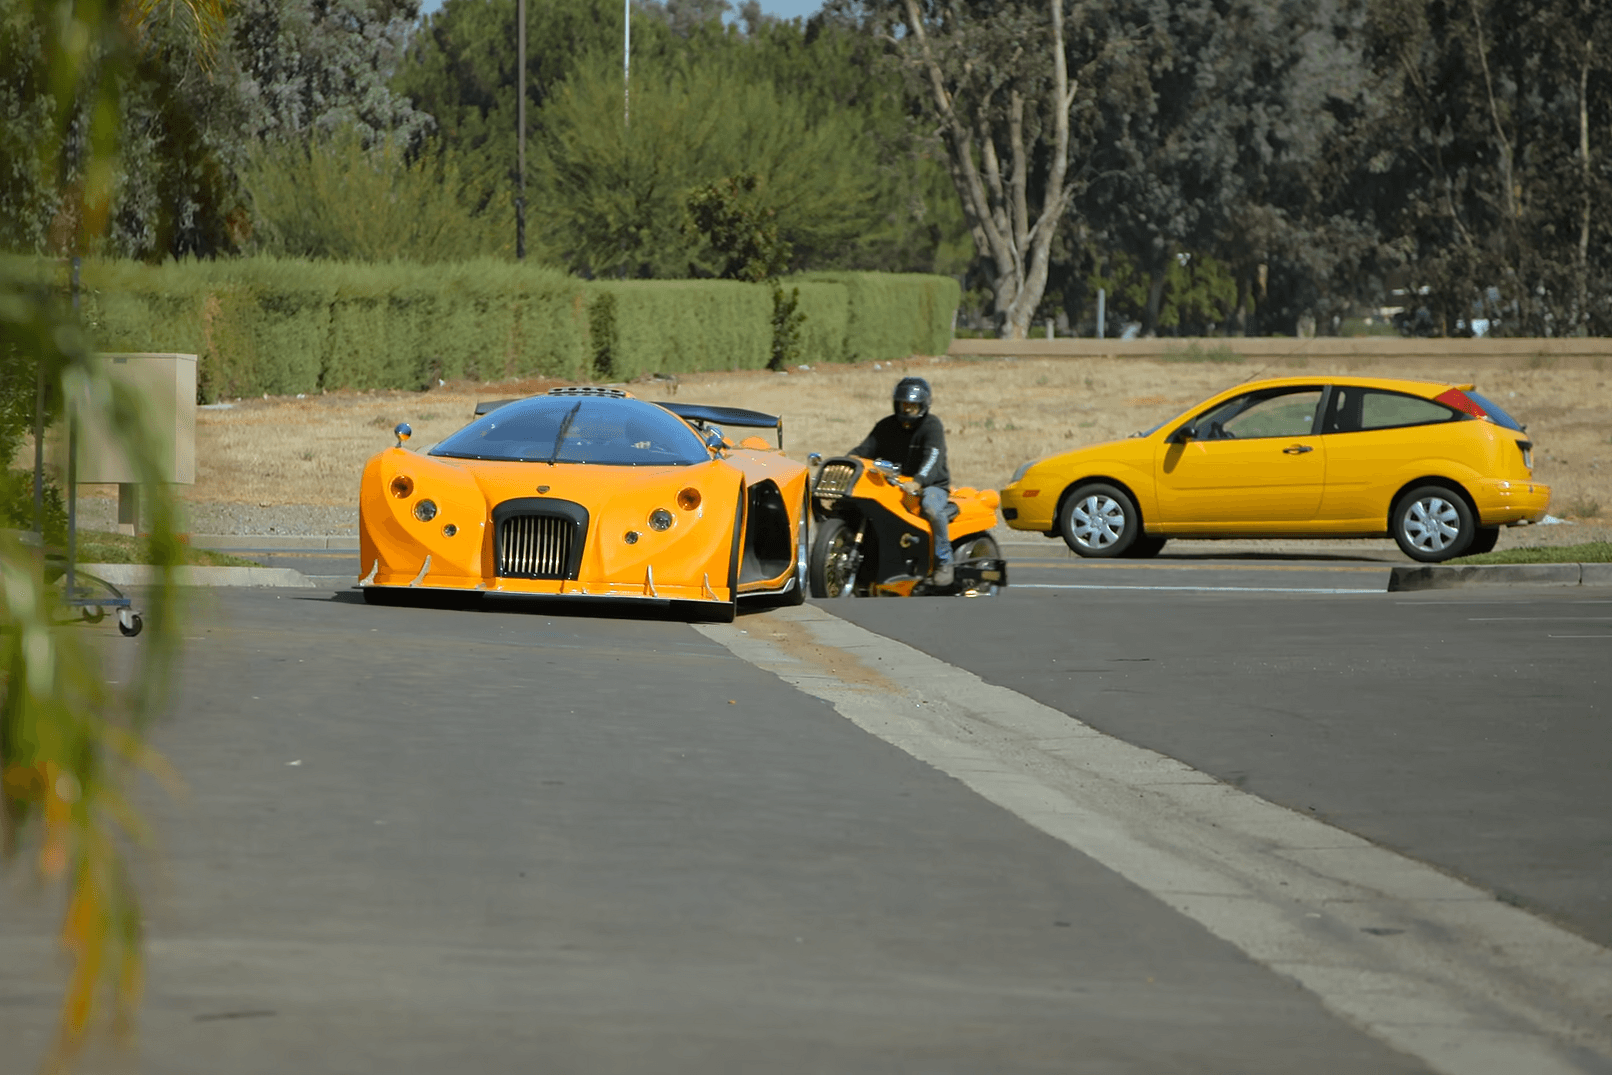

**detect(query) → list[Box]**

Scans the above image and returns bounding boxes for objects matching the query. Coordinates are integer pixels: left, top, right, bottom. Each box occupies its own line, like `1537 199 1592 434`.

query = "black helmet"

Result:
892 377 932 427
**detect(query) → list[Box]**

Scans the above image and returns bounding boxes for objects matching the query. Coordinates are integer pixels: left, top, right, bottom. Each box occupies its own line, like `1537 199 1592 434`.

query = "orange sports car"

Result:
1000 375 1550 562
358 387 810 620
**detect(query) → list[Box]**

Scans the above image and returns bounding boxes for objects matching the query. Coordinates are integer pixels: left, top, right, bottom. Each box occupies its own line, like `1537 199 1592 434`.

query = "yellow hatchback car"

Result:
1001 375 1550 562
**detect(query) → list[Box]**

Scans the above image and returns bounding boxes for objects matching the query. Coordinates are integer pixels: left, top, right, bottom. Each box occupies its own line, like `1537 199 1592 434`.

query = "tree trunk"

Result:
1143 265 1167 337
901 0 1076 341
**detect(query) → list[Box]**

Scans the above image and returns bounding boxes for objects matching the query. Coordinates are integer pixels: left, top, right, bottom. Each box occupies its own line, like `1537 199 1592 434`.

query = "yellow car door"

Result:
1315 385 1470 527
1154 386 1327 528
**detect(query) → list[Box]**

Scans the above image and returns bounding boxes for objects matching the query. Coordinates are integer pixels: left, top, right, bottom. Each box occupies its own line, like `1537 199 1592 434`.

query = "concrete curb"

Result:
78 563 316 588
1388 562 1608 591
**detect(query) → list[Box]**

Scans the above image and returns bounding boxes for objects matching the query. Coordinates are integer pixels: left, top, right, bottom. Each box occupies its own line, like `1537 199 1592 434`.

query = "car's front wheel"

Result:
1059 483 1140 558
1392 485 1475 562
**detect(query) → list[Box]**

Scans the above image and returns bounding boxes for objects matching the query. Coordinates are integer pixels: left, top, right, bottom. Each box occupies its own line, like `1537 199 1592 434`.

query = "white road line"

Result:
1013 582 1384 594
698 605 1612 1075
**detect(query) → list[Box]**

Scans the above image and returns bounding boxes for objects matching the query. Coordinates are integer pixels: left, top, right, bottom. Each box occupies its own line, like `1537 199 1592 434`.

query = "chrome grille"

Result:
497 514 578 579
815 462 858 498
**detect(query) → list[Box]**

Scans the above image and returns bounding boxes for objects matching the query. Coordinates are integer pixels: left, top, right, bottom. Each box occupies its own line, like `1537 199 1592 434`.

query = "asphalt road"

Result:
1 583 1432 1075
831 538 1612 949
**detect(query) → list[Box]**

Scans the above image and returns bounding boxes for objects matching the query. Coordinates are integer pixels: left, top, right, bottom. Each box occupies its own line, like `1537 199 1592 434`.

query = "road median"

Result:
1389 562 1609 591
78 563 315 588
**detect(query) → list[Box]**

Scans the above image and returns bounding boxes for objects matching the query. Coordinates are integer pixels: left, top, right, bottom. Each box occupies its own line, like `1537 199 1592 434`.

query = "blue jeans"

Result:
920 485 953 566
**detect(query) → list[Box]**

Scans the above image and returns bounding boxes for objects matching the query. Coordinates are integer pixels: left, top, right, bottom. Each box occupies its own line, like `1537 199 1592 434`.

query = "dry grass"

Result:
51 354 1612 531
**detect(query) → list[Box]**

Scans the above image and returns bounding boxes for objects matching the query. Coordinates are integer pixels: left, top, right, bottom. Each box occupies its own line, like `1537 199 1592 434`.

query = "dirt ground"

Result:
59 353 1612 543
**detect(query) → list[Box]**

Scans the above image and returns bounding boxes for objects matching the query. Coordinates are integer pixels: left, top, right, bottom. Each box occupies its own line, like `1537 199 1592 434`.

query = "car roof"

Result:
1223 374 1470 397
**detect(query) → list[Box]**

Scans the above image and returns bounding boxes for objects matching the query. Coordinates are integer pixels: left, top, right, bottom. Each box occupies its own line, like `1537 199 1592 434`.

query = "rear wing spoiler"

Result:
659 403 785 449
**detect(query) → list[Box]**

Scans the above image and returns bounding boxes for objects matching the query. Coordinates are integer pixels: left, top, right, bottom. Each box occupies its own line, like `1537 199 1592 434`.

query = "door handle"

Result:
1282 444 1314 454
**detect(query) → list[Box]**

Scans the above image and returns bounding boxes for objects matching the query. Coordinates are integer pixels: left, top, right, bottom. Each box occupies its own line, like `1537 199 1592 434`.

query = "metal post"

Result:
1096 288 1106 340
66 256 79 602
515 0 526 261
624 0 631 126
32 358 44 534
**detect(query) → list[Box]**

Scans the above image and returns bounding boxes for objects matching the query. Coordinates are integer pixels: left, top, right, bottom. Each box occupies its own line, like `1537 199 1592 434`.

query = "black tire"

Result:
1058 483 1141 558
1392 485 1476 562
952 533 1003 596
117 613 142 637
952 533 1001 562
808 517 860 598
1123 534 1169 559
1465 527 1501 556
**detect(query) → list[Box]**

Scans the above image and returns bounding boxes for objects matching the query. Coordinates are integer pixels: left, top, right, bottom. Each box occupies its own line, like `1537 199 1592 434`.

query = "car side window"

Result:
1323 388 1462 434
1195 389 1323 440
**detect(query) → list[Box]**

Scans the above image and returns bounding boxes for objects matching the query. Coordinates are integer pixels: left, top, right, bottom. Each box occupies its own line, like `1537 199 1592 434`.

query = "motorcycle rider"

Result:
850 376 955 586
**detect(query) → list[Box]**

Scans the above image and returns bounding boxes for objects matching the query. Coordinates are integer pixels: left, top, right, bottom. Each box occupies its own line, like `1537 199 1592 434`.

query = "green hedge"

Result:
787 281 852 367
797 272 960 362
588 280 772 380
4 258 958 400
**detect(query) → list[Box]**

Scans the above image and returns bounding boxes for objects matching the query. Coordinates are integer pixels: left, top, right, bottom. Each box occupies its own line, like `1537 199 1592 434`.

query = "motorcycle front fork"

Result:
844 521 867 582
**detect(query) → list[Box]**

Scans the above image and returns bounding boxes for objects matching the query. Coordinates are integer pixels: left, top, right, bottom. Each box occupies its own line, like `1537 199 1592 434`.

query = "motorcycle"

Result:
806 454 1008 598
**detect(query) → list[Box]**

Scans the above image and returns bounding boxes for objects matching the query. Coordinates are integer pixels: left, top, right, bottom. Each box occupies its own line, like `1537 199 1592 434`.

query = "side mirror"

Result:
394 422 412 448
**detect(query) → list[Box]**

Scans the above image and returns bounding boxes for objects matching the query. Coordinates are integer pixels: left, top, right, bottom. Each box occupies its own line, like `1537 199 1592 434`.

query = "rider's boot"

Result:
931 562 954 587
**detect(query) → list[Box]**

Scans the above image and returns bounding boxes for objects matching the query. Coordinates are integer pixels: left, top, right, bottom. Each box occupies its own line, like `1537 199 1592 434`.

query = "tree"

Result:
229 0 431 146
0 0 247 259
392 0 623 240
859 0 1087 338
395 0 968 275
1068 0 1379 337
533 54 880 277
1361 0 1612 335
241 124 512 261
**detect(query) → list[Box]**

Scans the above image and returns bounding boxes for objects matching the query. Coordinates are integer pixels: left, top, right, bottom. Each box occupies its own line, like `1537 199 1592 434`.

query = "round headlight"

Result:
677 487 701 511
442 523 458 537
623 530 641 544
648 508 675 532
390 475 414 498
414 499 438 522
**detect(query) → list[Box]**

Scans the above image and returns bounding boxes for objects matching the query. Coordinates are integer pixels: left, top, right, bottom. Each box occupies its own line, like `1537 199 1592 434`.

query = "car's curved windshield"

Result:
430 396 711 465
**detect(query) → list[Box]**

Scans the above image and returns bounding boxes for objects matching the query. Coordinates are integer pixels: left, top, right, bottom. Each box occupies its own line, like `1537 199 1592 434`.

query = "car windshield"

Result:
1463 391 1526 432
429 396 712 465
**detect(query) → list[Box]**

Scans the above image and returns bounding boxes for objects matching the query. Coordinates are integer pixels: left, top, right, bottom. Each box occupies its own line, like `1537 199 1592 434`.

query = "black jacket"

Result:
850 413 950 489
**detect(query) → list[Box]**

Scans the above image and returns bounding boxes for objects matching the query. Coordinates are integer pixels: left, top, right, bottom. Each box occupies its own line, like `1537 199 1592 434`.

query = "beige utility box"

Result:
65 353 197 484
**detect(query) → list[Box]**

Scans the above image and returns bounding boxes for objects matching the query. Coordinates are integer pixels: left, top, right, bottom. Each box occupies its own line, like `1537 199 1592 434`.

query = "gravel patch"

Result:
72 495 358 537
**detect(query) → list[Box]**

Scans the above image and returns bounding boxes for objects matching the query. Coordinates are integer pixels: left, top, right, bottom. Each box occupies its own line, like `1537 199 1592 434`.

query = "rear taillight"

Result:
1435 387 1487 419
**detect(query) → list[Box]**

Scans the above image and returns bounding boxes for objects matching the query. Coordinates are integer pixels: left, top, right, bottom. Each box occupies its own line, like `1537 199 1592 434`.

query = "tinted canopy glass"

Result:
430 396 711 465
